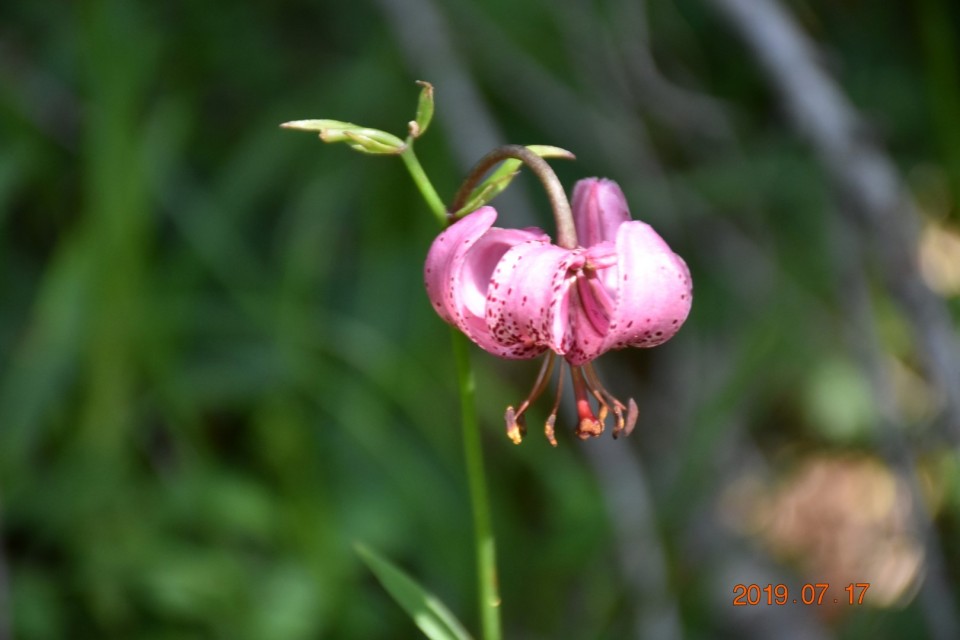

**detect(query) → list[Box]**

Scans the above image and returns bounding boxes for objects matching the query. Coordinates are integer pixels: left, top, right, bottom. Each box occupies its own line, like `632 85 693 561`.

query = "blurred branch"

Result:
706 0 960 445
832 216 960 640
612 0 732 143
581 440 683 640
0 496 11 640
555 0 732 146
707 0 960 635
452 0 659 167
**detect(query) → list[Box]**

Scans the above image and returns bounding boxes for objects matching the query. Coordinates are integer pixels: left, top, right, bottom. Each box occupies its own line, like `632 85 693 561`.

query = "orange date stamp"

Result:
732 583 870 606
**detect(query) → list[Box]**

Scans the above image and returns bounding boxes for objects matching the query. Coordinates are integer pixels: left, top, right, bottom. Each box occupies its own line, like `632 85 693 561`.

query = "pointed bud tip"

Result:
280 120 322 131
525 145 576 161
412 80 435 138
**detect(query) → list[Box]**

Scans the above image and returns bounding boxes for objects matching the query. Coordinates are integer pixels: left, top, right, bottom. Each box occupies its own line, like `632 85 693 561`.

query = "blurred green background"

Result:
3 0 960 638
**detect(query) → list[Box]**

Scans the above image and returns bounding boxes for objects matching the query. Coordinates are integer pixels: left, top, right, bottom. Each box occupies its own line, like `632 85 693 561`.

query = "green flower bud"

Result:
408 81 434 139
281 119 406 155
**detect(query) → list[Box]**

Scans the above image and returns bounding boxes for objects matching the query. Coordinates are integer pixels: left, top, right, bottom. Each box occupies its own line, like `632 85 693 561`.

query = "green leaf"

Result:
355 543 474 640
454 145 575 216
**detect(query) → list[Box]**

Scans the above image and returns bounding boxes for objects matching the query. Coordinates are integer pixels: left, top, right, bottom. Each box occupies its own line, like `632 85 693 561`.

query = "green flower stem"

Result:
401 144 447 225
451 329 502 640
403 145 502 640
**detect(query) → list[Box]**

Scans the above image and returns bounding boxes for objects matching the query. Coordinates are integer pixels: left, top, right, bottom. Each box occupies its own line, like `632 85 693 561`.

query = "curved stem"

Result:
452 145 578 248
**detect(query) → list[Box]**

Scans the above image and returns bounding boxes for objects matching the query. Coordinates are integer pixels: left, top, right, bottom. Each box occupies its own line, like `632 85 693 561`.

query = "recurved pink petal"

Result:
571 178 631 248
600 221 692 354
484 241 577 358
450 227 551 359
424 207 498 324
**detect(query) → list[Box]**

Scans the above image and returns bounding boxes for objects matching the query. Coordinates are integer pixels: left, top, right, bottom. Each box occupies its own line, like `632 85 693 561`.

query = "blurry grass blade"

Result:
354 543 473 640
455 144 576 216
281 119 405 154
409 80 434 138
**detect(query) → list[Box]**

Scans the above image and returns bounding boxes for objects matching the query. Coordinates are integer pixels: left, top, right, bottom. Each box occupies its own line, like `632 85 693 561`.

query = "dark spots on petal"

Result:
626 320 634 329
623 273 629 281
671 319 678 325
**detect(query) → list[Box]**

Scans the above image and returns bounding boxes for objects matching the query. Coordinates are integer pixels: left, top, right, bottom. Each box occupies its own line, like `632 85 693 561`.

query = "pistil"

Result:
571 365 604 439
505 353 557 444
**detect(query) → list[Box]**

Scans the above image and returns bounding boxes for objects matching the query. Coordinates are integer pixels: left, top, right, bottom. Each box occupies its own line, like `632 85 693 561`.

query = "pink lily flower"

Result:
425 178 692 444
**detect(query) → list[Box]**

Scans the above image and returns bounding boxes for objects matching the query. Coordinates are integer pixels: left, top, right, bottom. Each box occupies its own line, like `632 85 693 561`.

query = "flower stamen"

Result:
505 353 556 444
583 362 639 439
544 364 565 447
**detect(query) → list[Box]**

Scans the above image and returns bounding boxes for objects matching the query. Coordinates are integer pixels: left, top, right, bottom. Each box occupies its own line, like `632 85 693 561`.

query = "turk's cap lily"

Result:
424 178 692 366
